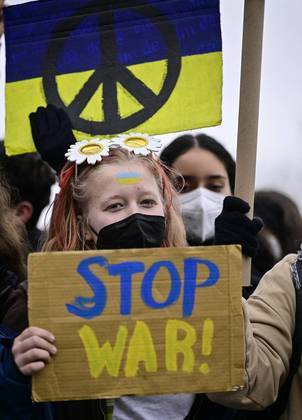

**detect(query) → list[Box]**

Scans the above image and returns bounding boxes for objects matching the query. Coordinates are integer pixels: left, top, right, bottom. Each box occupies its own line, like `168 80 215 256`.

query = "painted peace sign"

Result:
42 0 181 135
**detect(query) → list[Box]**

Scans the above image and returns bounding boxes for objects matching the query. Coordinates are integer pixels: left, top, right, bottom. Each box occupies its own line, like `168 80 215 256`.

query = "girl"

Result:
12 133 198 420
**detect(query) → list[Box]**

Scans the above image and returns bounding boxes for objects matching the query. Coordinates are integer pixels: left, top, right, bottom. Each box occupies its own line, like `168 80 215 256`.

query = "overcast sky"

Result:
1 0 302 214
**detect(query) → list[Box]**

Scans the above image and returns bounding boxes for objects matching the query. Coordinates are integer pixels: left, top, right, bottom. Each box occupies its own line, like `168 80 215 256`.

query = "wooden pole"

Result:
235 0 265 286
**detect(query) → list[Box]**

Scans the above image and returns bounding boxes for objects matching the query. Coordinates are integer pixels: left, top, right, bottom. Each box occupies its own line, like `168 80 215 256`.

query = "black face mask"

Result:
91 213 166 250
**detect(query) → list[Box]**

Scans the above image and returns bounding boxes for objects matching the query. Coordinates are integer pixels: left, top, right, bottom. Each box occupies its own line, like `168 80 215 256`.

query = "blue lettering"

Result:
67 256 220 319
183 258 219 317
108 262 145 315
65 256 108 319
141 261 181 309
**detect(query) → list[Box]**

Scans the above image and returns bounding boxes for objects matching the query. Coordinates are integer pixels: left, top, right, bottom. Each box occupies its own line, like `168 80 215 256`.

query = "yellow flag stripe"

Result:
5 52 222 156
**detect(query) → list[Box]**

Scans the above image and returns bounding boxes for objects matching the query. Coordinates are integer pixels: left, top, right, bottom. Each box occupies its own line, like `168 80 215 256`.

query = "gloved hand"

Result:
214 196 263 258
29 104 76 173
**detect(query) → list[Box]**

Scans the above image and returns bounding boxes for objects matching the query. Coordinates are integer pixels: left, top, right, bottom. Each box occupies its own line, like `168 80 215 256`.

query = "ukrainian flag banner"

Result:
4 0 222 155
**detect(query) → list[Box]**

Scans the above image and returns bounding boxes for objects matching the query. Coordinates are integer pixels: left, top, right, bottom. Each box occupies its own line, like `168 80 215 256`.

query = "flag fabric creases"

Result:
4 0 222 155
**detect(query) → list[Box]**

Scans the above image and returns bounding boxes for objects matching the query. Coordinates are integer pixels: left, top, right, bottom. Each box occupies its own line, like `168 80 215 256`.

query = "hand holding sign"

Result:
215 196 263 257
12 326 57 376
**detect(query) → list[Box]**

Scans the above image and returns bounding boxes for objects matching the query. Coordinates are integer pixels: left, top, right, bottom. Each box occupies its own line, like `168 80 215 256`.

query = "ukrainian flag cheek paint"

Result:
116 172 142 185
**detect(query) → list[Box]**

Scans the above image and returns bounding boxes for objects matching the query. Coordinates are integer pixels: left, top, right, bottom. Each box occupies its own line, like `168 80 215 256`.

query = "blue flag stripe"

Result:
4 0 221 83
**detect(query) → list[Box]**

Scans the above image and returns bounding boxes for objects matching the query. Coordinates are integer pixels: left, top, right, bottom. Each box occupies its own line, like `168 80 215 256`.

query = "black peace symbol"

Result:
42 0 181 135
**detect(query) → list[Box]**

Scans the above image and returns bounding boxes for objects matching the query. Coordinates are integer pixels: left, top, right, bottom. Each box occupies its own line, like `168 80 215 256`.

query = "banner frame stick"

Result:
235 0 265 287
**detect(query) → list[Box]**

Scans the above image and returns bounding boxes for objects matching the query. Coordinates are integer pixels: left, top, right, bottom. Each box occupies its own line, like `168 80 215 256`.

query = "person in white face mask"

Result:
160 133 235 245
160 134 263 299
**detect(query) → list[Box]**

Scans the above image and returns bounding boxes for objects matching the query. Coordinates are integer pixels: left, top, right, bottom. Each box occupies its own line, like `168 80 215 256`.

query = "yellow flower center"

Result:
79 143 103 155
124 137 148 148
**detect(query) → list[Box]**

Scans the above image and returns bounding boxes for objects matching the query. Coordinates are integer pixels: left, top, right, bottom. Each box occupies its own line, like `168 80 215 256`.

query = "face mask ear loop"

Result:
89 223 100 250
76 215 85 250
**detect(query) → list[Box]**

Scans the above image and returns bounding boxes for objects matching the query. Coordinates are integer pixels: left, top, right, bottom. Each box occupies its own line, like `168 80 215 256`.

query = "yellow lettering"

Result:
202 318 214 356
79 324 127 378
124 320 157 377
165 319 196 373
199 318 214 374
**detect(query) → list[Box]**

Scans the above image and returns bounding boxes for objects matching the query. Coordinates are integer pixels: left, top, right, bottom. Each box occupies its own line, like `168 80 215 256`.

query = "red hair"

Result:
43 149 186 251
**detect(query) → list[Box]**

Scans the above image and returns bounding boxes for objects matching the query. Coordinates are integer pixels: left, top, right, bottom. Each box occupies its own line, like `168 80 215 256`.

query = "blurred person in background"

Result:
160 133 235 246
0 176 27 331
253 190 302 278
0 143 56 250
160 135 302 264
160 134 265 298
0 176 53 418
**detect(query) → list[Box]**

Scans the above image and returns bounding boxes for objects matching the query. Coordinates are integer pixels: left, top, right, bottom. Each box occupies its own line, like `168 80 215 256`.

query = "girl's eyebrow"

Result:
100 188 159 206
101 194 123 205
206 175 227 181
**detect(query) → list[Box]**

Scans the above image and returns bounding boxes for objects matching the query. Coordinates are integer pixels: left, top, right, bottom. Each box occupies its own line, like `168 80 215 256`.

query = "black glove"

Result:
29 104 76 173
214 196 263 258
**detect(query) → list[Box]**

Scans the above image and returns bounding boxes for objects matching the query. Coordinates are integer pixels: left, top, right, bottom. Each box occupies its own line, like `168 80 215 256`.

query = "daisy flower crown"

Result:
65 133 162 165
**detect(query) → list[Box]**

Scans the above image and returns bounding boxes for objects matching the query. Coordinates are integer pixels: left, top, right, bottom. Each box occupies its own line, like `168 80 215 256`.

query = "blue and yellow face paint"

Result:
115 172 142 185
4 0 222 156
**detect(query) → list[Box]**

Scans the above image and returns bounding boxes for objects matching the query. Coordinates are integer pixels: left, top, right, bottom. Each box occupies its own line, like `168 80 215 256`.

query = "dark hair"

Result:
254 190 302 256
0 176 27 279
160 133 236 193
0 143 56 227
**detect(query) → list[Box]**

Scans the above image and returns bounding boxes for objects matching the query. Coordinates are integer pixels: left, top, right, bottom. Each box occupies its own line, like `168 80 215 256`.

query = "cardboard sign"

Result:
28 245 243 402
4 0 222 155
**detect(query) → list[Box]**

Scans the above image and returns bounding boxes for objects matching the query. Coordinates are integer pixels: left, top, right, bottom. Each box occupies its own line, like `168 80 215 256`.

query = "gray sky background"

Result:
1 0 302 216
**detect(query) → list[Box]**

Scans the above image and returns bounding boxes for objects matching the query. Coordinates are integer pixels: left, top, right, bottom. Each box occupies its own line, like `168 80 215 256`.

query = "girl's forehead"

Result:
85 161 160 197
174 148 228 178
91 160 152 181
83 160 162 205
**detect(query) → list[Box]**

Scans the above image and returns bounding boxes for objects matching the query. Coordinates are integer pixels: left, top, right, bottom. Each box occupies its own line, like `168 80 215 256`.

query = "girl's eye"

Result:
141 199 156 207
105 202 124 211
208 184 224 193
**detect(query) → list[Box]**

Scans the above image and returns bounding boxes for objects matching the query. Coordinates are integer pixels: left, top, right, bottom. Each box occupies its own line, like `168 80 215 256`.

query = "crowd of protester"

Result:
0 108 301 419
1 2 302 417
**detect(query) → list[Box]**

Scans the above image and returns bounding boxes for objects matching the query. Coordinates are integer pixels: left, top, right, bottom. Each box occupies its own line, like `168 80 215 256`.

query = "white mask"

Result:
179 187 224 244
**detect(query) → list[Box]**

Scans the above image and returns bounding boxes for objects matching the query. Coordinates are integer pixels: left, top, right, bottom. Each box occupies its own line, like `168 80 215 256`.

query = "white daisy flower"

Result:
65 138 112 165
111 133 162 156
